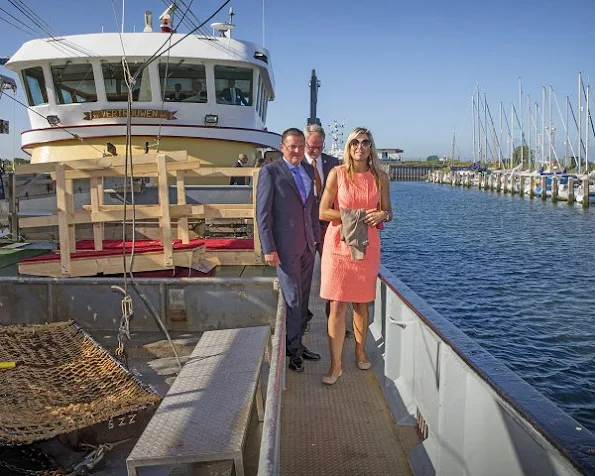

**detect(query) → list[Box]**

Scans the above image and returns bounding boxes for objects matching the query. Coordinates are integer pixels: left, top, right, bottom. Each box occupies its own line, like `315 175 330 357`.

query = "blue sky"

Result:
1 0 594 160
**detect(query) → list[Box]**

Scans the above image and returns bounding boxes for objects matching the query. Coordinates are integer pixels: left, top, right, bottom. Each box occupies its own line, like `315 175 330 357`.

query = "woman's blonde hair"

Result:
343 127 385 190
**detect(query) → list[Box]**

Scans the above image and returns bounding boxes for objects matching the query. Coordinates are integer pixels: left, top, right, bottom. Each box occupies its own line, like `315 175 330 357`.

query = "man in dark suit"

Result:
256 128 321 372
230 153 249 185
221 79 249 106
166 83 187 101
303 124 353 336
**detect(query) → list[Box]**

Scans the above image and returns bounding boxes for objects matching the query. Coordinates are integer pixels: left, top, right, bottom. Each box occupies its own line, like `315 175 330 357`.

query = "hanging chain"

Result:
111 286 134 368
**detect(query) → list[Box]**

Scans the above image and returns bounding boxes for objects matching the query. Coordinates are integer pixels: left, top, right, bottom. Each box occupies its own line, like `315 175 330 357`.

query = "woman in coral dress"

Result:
319 127 392 385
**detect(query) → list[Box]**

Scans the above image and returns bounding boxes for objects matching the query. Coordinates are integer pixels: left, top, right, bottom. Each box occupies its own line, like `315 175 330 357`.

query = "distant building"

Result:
377 148 403 162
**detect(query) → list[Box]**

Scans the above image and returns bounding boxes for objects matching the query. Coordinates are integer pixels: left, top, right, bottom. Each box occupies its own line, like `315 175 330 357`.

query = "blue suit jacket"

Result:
256 159 320 258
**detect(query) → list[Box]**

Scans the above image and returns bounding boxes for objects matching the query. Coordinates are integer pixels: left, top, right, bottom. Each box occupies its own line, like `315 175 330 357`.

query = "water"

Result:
381 181 595 431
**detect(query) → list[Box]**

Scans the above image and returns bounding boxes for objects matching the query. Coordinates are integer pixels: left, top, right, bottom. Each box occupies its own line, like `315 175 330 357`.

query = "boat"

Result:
326 120 345 161
3 8 279 179
2 3 595 476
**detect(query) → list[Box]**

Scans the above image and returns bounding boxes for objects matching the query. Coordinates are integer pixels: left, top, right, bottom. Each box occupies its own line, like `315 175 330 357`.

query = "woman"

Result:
319 127 392 385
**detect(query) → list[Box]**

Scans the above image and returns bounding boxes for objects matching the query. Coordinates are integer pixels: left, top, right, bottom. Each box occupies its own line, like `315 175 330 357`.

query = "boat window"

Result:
51 63 97 104
255 75 262 114
22 67 48 106
102 62 152 102
260 84 267 121
159 63 207 103
214 66 252 106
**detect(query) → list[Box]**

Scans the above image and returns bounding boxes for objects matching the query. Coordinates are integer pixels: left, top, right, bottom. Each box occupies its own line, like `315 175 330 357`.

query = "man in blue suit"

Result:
256 128 321 372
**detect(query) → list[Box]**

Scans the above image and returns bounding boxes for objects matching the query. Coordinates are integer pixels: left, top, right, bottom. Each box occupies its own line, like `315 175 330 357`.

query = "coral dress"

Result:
320 166 381 303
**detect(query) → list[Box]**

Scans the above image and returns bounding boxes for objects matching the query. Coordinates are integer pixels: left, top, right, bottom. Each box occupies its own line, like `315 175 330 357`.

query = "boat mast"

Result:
451 128 456 166
542 86 546 168
527 95 532 170
519 78 524 169
578 72 582 174
499 101 503 168
586 82 590 171
565 96 569 168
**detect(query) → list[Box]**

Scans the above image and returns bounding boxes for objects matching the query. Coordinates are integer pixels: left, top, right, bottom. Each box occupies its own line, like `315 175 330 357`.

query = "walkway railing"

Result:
257 290 286 476
372 265 595 475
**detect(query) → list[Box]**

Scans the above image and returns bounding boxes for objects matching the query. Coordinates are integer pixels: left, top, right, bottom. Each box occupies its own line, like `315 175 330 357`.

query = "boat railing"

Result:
257 289 286 476
372 265 595 475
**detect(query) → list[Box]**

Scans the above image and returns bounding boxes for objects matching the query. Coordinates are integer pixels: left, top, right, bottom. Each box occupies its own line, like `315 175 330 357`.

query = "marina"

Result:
1 1 595 475
429 169 593 207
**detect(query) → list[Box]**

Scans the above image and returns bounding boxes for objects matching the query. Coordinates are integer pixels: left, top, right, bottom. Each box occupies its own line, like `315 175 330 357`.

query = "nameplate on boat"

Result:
83 109 177 120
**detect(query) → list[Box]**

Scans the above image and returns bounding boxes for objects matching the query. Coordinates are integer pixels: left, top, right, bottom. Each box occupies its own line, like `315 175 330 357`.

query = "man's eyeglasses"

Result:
349 139 372 149
306 143 324 152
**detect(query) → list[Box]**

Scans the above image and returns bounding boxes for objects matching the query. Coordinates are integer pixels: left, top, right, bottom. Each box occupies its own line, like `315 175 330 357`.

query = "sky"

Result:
1 0 595 161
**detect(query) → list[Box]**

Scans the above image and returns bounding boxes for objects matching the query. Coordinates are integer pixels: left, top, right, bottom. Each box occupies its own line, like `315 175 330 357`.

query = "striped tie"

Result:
312 157 322 197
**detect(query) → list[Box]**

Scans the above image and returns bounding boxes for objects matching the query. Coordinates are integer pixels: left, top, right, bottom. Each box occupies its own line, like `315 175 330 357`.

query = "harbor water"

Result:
382 181 595 431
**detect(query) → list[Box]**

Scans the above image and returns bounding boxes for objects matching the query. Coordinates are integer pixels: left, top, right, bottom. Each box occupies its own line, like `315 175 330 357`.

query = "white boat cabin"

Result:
6 30 279 163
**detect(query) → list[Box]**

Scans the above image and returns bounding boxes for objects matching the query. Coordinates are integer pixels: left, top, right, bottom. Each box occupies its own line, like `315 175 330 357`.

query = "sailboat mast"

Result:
451 128 456 165
510 103 514 168
527 95 532 169
542 86 546 167
499 102 503 168
472 94 477 163
519 78 524 169
586 83 590 171
578 72 582 174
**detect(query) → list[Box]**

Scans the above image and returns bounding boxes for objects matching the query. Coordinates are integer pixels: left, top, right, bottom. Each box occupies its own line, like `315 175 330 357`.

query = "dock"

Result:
429 169 592 208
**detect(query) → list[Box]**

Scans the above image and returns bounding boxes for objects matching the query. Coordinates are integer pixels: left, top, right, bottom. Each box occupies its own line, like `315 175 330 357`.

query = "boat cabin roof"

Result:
7 33 274 92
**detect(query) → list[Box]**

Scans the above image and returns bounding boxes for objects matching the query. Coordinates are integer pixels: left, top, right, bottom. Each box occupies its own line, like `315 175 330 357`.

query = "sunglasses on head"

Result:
349 139 372 149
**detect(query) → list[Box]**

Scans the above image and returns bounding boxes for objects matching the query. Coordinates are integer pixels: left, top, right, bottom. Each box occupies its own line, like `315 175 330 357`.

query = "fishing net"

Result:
0 320 161 446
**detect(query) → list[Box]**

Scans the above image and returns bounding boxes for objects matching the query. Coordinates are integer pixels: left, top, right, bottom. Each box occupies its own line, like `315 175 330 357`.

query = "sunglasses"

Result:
349 139 372 149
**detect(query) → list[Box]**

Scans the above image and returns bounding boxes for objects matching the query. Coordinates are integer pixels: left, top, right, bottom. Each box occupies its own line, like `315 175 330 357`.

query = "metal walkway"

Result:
280 266 412 476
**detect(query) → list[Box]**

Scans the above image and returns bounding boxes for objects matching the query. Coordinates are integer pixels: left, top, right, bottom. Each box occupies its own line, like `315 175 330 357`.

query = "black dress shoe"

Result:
345 329 354 338
302 348 321 361
289 355 304 372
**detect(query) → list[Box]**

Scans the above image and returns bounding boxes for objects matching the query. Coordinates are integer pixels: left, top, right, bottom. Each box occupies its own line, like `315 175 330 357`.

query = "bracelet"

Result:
383 210 391 222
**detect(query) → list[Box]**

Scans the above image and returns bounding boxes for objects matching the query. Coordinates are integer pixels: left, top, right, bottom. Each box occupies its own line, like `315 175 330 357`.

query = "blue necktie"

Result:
291 167 307 204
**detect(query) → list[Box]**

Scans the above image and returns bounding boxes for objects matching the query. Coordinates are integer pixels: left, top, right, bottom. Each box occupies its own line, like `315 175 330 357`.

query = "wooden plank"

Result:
204 250 262 266
57 164 255 180
90 177 104 250
157 154 173 268
15 163 57 174
17 151 190 176
251 169 261 255
176 170 189 244
18 246 206 278
66 179 76 253
55 163 71 276
19 205 255 229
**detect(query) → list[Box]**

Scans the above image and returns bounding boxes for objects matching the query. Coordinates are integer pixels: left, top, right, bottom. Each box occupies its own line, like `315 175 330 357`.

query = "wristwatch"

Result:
382 210 391 222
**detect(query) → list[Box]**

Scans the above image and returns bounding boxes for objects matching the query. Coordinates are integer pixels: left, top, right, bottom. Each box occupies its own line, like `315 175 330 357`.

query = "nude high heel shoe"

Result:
322 370 342 385
357 360 372 370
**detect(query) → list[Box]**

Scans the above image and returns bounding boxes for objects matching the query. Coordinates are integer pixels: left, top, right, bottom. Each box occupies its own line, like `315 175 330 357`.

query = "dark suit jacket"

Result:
316 153 340 245
319 152 340 190
222 87 249 105
256 159 320 259
230 160 246 185
166 91 187 101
